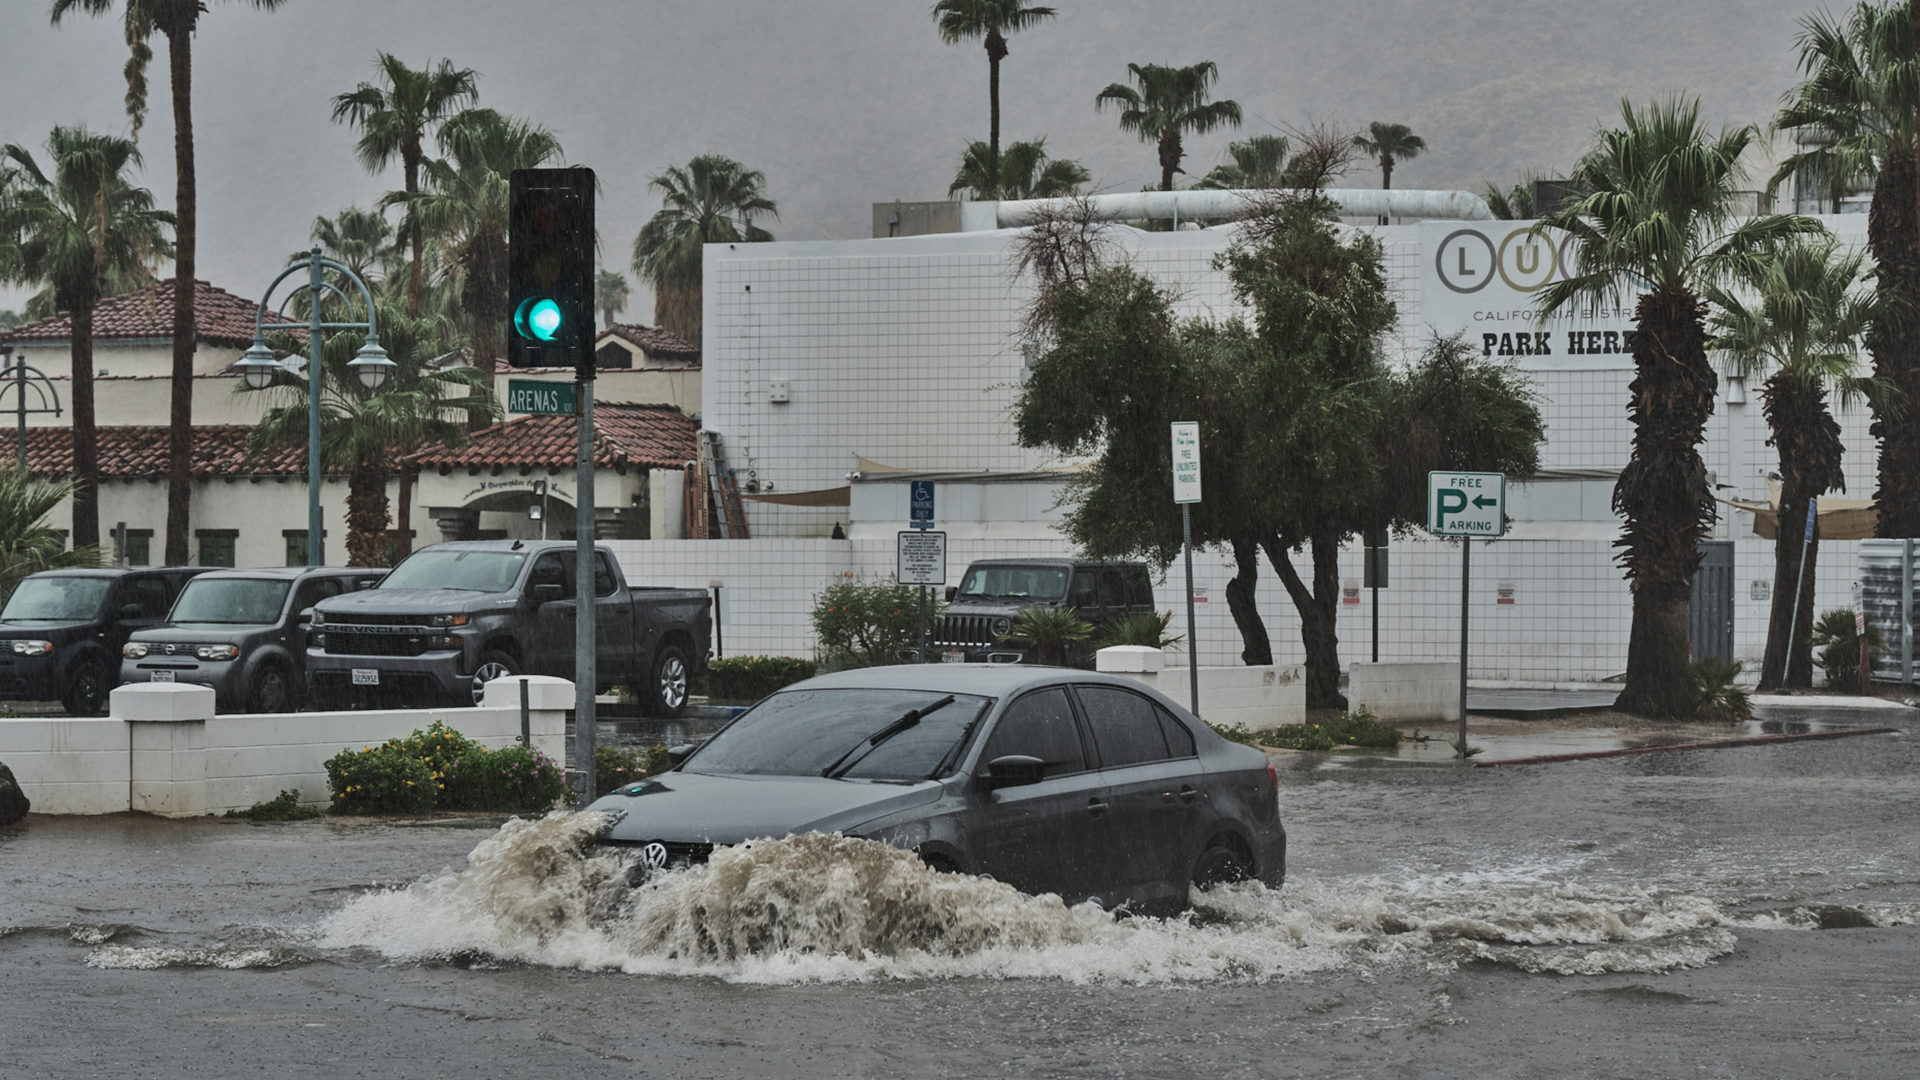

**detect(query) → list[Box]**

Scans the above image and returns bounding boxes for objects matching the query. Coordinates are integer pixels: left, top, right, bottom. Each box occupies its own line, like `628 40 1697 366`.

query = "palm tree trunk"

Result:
162 19 196 567
1265 531 1348 709
395 464 414 562
656 282 703 353
68 301 99 550
1758 371 1846 690
1159 128 1181 193
404 140 422 319
1611 286 1718 718
1225 534 1273 665
1867 152 1920 538
345 457 391 568
985 28 1007 198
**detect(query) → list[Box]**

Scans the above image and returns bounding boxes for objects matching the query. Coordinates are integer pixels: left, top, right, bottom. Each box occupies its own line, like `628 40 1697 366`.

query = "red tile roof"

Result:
0 425 307 479
406 403 698 473
0 280 298 350
601 322 699 360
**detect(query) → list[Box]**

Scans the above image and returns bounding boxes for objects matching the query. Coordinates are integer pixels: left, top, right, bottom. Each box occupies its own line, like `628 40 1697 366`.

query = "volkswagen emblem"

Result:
641 842 669 871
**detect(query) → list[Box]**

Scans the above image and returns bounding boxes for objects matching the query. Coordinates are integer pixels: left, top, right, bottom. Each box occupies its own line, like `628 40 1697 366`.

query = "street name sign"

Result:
910 480 935 529
506 379 576 416
897 530 947 585
1171 421 1201 504
1426 471 1506 537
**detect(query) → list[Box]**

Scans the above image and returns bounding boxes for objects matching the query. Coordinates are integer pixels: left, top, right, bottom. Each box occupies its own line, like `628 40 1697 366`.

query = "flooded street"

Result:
4 705 1918 1078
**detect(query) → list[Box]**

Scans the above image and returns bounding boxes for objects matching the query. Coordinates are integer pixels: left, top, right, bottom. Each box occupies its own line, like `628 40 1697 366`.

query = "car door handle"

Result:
1164 786 1198 805
1085 798 1109 817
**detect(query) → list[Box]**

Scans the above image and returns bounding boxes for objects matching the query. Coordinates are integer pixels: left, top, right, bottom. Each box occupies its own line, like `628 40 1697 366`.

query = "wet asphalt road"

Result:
3 704 1918 1080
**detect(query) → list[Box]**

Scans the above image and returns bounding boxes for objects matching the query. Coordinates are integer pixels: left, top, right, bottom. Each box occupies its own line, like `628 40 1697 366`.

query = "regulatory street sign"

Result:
897 530 947 585
910 480 935 530
506 379 576 415
1171 421 1201 504
1426 471 1506 537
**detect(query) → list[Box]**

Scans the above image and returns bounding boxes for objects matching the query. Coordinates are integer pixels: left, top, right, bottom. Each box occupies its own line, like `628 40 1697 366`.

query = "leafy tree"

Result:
0 469 103 606
950 137 1089 200
1352 121 1427 190
1706 235 1874 689
931 0 1057 198
1537 98 1822 717
1095 61 1242 192
331 54 479 318
812 579 946 669
596 270 630 329
1194 134 1291 190
0 126 173 549
1769 4 1920 539
51 0 290 567
630 155 777 352
247 305 497 566
1483 175 1537 220
395 108 564 367
0 311 19 331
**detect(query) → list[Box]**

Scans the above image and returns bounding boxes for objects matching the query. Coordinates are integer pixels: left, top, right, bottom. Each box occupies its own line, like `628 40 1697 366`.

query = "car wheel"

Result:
249 665 292 714
61 656 110 717
1191 843 1252 890
470 650 516 707
649 645 689 719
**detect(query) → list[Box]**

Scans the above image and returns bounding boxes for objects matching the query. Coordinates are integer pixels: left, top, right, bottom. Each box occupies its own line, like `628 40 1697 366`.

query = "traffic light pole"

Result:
575 378 597 803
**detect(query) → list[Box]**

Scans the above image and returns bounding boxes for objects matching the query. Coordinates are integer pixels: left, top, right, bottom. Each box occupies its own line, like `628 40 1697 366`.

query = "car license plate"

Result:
352 668 380 686
150 670 174 683
943 651 967 664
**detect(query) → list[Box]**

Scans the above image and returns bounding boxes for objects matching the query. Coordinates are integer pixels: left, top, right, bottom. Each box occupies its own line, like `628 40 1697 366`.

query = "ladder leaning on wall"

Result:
698 430 751 540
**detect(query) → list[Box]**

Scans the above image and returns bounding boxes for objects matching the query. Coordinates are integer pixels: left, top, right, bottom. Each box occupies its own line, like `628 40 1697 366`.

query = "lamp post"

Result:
234 245 395 566
1 351 63 473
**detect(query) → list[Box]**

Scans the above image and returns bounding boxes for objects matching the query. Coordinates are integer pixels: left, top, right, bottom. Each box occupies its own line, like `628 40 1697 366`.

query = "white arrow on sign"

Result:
1426 471 1506 537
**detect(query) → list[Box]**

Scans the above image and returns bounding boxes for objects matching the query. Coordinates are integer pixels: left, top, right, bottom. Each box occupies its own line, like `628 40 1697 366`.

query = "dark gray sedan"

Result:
587 665 1285 914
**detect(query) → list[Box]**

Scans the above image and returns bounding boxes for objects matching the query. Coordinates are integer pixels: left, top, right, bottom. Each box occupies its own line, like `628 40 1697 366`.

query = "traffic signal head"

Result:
508 167 595 375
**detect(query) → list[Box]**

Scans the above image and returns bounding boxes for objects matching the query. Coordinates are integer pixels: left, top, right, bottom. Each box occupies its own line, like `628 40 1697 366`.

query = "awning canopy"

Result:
1717 479 1877 541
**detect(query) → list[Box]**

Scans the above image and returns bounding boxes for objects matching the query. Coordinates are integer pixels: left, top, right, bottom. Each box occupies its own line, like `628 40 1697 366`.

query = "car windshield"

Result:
684 689 991 782
378 550 527 593
170 579 291 624
956 565 1068 602
0 577 111 623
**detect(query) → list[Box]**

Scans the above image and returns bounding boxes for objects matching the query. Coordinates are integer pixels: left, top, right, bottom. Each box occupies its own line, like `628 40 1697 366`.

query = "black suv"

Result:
0 567 213 715
931 558 1157 666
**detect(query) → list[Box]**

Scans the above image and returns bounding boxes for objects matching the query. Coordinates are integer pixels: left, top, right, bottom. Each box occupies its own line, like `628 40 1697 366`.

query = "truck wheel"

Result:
62 656 110 717
249 665 292 714
649 645 689 719
470 650 516 707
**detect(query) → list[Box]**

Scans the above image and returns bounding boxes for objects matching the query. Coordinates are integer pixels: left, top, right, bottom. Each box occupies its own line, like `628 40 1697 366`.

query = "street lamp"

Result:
236 245 396 566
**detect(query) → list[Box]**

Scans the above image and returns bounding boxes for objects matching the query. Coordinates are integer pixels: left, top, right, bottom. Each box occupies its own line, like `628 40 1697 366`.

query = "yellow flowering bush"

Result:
324 740 436 815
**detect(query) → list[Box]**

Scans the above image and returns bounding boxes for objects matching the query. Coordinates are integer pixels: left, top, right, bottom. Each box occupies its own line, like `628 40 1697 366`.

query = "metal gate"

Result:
1690 541 1735 663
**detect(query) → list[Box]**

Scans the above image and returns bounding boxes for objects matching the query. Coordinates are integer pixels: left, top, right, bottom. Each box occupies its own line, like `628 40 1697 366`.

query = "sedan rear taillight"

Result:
1266 762 1278 794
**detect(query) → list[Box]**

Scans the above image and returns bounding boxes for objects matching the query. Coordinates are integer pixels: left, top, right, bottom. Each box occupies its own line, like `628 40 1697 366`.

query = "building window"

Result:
595 342 633 369
283 529 326 566
196 530 238 568
384 530 417 566
122 530 153 567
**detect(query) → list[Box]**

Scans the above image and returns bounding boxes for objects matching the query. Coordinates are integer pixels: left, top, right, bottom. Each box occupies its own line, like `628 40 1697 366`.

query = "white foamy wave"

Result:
86 945 309 970
310 812 1751 984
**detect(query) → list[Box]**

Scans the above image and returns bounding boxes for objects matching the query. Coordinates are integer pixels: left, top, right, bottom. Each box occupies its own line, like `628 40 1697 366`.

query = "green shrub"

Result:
1206 720 1260 745
442 745 570 813
1216 709 1403 752
1690 657 1753 721
326 742 437 815
1095 610 1184 651
692 655 817 702
225 789 322 821
1320 708 1403 747
813 579 946 669
1007 605 1094 665
388 719 484 775
593 744 672 799
1809 608 1885 691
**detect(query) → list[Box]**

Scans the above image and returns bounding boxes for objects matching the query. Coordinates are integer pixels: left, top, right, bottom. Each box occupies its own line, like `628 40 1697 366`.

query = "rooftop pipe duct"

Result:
973 188 1493 230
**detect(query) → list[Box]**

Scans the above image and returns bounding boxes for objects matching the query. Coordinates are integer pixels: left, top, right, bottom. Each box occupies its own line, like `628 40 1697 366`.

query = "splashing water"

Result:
295 811 1820 984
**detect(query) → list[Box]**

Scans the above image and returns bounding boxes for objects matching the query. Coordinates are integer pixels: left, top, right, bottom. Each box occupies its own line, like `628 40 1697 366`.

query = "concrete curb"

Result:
1474 726 1899 768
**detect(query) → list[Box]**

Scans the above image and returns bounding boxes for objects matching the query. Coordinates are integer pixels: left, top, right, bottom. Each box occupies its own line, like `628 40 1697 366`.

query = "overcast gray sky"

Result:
1 0 1817 318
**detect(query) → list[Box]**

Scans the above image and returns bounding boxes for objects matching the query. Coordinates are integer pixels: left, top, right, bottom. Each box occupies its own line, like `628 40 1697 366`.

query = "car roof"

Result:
23 567 200 579
963 558 1142 568
408 540 599 554
180 566 368 582
788 664 1173 700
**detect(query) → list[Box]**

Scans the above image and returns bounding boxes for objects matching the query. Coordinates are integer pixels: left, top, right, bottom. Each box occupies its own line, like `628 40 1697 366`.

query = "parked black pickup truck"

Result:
305 540 711 713
931 558 1157 667
0 567 213 715
119 566 384 712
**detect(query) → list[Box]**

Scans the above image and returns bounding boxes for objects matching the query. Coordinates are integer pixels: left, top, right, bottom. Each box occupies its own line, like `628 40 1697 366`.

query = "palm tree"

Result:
331 54 480 319
949 137 1089 200
1352 122 1427 190
247 305 497 566
1769 4 1920 539
1536 97 1822 718
1095 61 1242 193
630 155 777 352
596 270 630 329
1483 173 1538 220
0 127 174 550
50 0 289 568
931 0 1057 198
1194 134 1291 190
0 470 102 606
394 108 564 367
1706 236 1873 690
285 207 397 320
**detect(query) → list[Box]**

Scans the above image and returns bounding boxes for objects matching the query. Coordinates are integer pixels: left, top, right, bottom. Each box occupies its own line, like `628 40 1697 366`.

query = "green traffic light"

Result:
514 297 564 342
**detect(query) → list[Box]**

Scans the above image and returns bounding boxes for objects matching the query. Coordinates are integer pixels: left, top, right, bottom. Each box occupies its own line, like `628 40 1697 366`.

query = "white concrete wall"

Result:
1348 661 1462 723
1107 663 1306 730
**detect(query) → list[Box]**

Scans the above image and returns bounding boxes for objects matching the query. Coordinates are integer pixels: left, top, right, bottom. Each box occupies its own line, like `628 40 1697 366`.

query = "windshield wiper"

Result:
925 716 979 780
821 695 956 779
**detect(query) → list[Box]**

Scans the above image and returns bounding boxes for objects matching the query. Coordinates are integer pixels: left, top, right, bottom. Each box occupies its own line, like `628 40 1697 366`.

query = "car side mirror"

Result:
531 583 564 605
119 604 144 620
297 607 314 625
666 742 701 767
944 586 957 603
981 754 1047 791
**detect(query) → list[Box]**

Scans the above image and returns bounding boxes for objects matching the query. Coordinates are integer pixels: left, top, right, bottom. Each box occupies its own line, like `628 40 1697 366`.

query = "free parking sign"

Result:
1426 472 1506 537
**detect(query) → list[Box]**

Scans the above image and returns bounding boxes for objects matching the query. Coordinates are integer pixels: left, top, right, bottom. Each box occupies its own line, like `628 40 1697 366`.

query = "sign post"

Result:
1426 471 1506 757
1172 422 1202 716
898 530 947 662
1786 498 1817 686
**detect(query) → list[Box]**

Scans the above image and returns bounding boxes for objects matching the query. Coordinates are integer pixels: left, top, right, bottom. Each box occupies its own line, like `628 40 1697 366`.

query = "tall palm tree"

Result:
1095 61 1242 192
50 0 289 568
1 126 174 549
331 54 480 319
1352 122 1427 190
596 270 630 329
247 305 497 567
394 108 564 367
1483 174 1538 220
1769 3 1920 539
949 137 1089 200
630 155 777 352
1706 236 1873 690
1536 98 1822 718
931 0 1057 198
1193 134 1290 190
284 206 396 319
0 470 102 606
